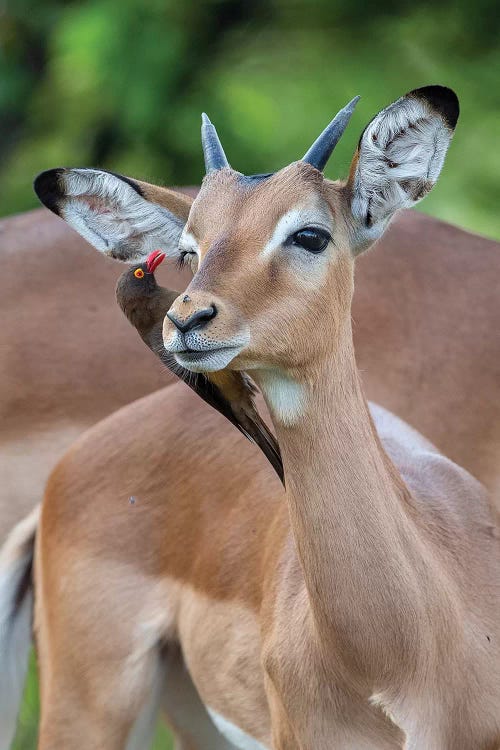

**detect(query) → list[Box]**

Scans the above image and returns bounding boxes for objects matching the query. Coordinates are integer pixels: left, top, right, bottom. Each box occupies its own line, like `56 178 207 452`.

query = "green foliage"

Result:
0 0 499 237
12 654 39 750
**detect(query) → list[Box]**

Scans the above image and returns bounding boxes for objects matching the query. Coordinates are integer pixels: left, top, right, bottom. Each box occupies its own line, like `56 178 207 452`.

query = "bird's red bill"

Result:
146 249 167 274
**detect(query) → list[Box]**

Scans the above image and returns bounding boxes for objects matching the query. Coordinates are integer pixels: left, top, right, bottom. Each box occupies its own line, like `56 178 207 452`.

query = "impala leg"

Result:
262 632 404 750
35 575 234 750
161 647 239 750
34 538 171 749
267 688 402 750
36 623 234 750
36 632 165 750
265 672 404 750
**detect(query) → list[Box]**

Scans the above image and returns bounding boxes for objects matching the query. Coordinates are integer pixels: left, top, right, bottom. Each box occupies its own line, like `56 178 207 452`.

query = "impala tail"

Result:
0 506 39 750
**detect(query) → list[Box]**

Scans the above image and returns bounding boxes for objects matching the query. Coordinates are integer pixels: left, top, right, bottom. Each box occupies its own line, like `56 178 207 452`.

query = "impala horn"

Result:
302 96 360 171
201 113 230 173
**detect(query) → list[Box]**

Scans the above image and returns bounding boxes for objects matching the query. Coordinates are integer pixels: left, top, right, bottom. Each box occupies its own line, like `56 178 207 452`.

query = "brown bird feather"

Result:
115 250 284 484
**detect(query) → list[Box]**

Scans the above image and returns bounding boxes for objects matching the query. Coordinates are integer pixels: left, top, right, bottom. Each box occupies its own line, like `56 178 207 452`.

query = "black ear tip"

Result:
33 168 65 215
411 85 459 130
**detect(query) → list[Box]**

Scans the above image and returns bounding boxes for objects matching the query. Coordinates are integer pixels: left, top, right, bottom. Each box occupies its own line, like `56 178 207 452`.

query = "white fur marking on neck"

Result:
207 708 269 750
258 369 305 426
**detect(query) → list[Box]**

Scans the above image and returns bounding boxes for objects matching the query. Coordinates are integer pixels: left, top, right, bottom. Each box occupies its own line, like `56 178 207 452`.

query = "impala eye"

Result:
290 228 330 253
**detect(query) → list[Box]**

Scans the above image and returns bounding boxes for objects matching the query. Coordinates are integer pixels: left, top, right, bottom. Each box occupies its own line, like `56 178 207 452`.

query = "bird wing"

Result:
147 324 284 484
207 369 284 484
231 404 284 485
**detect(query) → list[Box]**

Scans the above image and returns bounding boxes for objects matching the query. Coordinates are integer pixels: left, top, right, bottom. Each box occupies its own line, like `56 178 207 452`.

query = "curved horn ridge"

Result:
201 113 230 173
302 95 360 171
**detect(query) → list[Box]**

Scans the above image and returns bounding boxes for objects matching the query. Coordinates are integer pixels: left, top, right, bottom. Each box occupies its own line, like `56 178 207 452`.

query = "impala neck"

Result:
254 319 429 677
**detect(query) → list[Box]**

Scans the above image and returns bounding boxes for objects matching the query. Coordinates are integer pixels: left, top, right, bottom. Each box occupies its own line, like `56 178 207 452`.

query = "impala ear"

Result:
345 86 459 253
34 168 192 263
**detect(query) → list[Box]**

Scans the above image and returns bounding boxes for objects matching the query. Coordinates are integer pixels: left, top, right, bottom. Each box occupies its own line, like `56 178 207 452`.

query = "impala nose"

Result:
166 304 217 334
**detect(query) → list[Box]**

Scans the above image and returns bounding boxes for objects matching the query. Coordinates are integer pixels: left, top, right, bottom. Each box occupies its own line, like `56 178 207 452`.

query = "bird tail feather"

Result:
239 412 284 485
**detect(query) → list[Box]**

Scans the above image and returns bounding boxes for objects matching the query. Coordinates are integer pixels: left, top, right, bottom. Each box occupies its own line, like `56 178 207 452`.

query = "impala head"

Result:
166 86 458 376
35 85 458 379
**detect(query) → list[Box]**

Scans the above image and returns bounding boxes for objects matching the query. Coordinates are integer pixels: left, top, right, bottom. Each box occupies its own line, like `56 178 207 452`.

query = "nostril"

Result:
189 304 217 330
202 304 217 323
167 304 217 334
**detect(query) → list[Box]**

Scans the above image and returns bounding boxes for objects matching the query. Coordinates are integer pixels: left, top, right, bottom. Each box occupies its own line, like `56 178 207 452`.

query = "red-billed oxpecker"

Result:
116 249 284 483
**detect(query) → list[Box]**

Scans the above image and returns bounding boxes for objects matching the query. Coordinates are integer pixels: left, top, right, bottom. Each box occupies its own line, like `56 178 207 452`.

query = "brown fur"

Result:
0 199 193 546
31 148 500 749
34 383 499 748
1 193 498 550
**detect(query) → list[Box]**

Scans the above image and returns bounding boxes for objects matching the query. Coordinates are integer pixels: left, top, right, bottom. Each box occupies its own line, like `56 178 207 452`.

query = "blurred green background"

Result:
1 0 500 238
3 0 499 746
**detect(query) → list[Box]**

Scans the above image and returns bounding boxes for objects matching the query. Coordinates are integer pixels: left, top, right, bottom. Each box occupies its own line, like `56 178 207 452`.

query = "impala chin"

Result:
174 344 243 373
164 320 250 372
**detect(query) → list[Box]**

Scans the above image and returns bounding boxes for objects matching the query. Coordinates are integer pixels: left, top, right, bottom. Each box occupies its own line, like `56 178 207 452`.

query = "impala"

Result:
1 168 499 551
1 86 500 749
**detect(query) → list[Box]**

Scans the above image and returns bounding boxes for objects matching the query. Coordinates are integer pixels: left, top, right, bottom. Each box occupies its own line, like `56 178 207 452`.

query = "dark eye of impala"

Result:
289 228 331 253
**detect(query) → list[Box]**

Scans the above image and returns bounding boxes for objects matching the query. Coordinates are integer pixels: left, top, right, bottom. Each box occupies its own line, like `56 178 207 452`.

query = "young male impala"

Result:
2 85 500 749
1 186 500 557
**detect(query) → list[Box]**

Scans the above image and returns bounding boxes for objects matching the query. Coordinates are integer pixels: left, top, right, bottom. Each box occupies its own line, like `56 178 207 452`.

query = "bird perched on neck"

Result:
116 250 284 484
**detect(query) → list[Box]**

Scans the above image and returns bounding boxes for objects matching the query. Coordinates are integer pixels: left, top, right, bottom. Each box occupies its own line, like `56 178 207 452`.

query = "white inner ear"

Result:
351 96 454 246
59 169 185 262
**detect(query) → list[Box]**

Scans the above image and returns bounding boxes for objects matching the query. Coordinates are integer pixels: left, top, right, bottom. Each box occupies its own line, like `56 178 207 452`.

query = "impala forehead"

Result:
183 162 330 258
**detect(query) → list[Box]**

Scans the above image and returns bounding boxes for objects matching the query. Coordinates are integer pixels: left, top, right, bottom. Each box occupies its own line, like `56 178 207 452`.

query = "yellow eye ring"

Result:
134 268 145 279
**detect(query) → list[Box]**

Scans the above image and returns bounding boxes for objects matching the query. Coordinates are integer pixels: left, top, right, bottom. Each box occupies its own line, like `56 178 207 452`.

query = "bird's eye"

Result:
289 228 330 254
134 268 145 279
